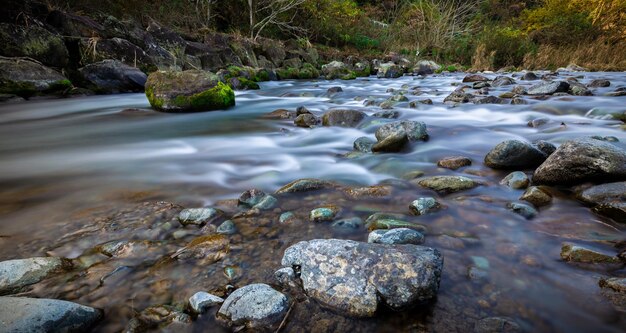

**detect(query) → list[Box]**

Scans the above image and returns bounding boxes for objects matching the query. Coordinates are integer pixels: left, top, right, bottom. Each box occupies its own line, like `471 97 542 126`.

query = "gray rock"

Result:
412 60 440 75
294 114 317 127
0 296 101 332
189 291 224 313
353 137 375 153
373 110 400 118
377 62 404 78
535 140 557 156
578 182 626 205
216 220 237 235
500 171 530 189
178 208 221 226
599 277 626 293
239 188 267 207
416 176 478 194
521 72 539 80
296 106 312 115
444 90 474 103
510 97 527 105
281 239 443 317
473 81 491 89
462 74 489 82
327 86 343 94
310 206 339 222
331 217 363 230
375 120 428 142
475 316 521 333
368 228 425 245
507 202 538 219
0 257 65 295
279 212 296 224
492 76 515 87
484 140 547 169
0 23 69 68
275 178 337 194
588 79 610 88
527 81 570 95
253 195 277 210
372 132 408 153
473 96 506 104
0 57 69 98
437 156 471 170
274 267 296 286
561 243 621 263
520 186 552 207
322 109 366 127
80 59 147 93
533 138 626 185
217 284 288 329
409 197 441 215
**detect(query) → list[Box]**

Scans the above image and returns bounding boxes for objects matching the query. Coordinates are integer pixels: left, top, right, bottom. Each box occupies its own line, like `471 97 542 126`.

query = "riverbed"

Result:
0 72 625 332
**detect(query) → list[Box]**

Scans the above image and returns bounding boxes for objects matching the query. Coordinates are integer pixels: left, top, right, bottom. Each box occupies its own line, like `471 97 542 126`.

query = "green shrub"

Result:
479 26 537 68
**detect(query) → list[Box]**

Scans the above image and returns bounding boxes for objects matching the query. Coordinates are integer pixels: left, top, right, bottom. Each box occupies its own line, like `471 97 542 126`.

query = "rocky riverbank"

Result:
1 67 626 331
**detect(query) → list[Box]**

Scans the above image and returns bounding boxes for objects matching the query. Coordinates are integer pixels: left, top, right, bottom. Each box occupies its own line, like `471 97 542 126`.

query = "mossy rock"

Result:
321 61 356 80
297 63 320 79
145 70 235 112
228 77 260 90
0 23 69 68
276 67 300 80
0 57 71 98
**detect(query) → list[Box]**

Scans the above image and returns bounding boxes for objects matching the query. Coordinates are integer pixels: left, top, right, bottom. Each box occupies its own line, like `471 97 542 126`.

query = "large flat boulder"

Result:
533 138 626 185
79 59 147 93
0 57 70 98
0 297 101 332
0 257 66 295
281 239 442 317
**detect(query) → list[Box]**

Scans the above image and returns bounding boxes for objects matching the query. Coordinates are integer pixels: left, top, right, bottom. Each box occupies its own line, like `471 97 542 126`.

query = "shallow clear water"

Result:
0 72 625 332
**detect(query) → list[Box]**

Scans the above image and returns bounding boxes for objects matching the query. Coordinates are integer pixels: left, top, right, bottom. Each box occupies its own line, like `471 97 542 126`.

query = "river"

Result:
0 72 625 332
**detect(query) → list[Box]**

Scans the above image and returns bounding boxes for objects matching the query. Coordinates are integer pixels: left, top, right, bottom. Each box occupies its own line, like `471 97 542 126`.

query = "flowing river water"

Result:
0 72 625 332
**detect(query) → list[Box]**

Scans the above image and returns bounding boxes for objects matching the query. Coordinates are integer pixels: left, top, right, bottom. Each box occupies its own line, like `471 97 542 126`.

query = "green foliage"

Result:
276 67 300 80
521 0 598 45
298 63 320 79
480 26 537 68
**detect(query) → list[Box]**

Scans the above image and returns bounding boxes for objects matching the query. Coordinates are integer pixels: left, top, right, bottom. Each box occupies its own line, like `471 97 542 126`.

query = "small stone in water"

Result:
331 217 363 230
178 208 221 226
223 266 242 281
560 243 621 263
238 189 267 207
310 207 339 222
367 218 427 232
500 171 530 189
599 277 626 293
189 291 224 313
475 317 521 333
274 267 296 286
409 197 441 215
520 186 552 207
467 266 489 281
279 212 296 224
437 156 472 170
471 256 490 270
507 202 538 219
368 228 424 245
253 195 277 210
216 220 237 235
353 136 375 153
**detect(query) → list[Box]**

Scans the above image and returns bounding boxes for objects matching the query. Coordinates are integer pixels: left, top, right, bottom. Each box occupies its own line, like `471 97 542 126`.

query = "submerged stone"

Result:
500 171 530 189
310 206 340 222
416 176 478 194
367 228 425 245
507 202 538 219
560 243 621 264
178 208 222 226
520 186 552 207
409 197 441 216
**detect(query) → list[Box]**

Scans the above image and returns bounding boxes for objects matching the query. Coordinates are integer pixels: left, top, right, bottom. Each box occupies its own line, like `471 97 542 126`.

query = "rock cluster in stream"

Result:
2 51 626 332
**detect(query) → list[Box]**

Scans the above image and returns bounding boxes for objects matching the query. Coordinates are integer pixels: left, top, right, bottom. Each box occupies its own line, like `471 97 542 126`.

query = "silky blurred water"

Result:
0 72 625 332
